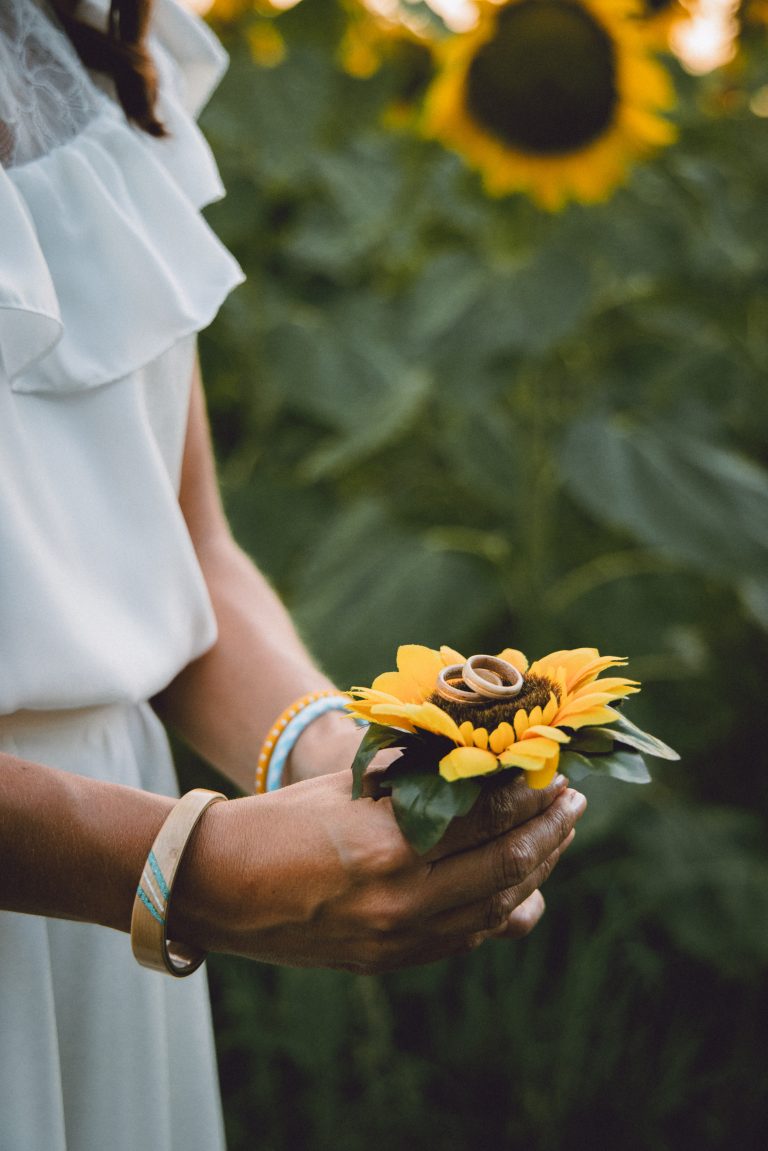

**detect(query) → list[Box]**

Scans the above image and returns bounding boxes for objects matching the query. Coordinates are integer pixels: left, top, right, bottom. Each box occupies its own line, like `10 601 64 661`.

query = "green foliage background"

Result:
188 3 768 1147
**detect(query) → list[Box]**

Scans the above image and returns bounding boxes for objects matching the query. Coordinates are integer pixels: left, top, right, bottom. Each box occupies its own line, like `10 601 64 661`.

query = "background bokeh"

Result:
182 2 768 1147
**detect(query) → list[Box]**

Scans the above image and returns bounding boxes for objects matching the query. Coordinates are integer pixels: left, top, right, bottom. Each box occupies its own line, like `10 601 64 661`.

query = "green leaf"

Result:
513 245 595 356
291 501 506 687
739 576 768 632
558 750 596 783
404 252 486 354
561 417 768 584
350 724 403 799
389 773 482 855
560 748 652 785
568 728 617 755
601 749 653 784
601 712 680 761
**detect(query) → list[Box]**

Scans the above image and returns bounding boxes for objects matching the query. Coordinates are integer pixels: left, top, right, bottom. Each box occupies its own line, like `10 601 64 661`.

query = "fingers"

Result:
423 788 585 915
384 836 568 970
494 889 546 940
426 772 569 861
425 828 574 939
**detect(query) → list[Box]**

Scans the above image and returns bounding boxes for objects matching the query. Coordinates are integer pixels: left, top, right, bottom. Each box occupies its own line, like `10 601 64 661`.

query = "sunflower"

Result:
337 1 436 126
420 0 677 210
348 643 640 789
638 0 695 39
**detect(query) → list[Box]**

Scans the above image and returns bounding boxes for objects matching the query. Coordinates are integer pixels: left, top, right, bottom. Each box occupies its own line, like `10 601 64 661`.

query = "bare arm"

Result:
0 752 173 931
152 362 358 793
0 738 584 969
0 361 586 963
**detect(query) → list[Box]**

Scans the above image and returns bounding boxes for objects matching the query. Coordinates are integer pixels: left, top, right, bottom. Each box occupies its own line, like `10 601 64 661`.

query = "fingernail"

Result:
565 789 587 815
552 774 568 790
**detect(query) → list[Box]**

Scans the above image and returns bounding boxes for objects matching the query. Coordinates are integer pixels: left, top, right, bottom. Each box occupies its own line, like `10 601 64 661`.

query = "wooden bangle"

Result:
130 788 227 977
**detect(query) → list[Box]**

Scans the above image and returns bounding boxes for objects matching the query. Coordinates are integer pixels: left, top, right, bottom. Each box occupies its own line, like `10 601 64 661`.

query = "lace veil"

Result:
0 0 101 168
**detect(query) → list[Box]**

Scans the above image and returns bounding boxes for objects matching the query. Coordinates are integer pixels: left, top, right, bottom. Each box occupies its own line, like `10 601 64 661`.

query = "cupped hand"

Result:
170 769 585 974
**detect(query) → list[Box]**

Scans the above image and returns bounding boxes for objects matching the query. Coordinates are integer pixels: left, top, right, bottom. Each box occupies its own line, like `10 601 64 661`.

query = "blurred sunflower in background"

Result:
206 0 253 22
206 0 289 66
637 0 698 48
338 0 436 126
421 0 677 209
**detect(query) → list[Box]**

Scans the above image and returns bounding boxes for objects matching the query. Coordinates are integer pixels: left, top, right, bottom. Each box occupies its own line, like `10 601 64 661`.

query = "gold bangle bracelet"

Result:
130 788 227 978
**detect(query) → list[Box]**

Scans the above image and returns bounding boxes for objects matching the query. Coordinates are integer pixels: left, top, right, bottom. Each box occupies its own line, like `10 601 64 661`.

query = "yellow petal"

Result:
499 736 560 770
396 644 445 699
459 721 475 746
562 706 621 730
528 705 543 727
560 691 620 714
526 724 571 744
567 656 629 694
440 645 465 665
496 648 529 674
579 676 639 694
366 704 418 732
371 670 422 703
529 648 598 682
439 745 500 782
389 701 464 743
514 709 529 739
349 687 407 708
473 727 489 750
542 693 559 725
522 759 559 789
489 722 515 754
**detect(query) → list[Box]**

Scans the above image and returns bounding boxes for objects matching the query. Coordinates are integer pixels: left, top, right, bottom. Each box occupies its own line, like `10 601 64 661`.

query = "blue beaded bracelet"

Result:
266 695 354 792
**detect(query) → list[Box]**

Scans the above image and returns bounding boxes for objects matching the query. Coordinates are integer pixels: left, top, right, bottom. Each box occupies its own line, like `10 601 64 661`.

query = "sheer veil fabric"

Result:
0 0 100 168
0 3 244 1147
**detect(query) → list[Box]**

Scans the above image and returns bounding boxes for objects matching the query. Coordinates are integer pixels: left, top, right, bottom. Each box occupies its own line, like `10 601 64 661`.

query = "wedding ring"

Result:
464 655 523 698
435 655 524 703
436 664 484 703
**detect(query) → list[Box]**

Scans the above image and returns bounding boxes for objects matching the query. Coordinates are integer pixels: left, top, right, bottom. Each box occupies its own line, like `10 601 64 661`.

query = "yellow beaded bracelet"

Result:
130 788 227 977
254 690 347 794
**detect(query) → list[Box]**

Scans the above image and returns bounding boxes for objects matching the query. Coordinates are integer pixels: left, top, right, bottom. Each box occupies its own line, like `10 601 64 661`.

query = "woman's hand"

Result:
170 770 585 974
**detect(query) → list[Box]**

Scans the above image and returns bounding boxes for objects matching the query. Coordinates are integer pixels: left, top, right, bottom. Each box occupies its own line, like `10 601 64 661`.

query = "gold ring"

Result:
463 655 523 699
436 664 485 704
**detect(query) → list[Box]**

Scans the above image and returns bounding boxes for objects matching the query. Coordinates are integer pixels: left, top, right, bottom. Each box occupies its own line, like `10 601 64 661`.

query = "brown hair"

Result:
51 0 166 136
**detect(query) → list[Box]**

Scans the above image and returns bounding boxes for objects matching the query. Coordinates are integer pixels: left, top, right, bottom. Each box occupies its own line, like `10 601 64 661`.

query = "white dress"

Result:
0 2 244 1147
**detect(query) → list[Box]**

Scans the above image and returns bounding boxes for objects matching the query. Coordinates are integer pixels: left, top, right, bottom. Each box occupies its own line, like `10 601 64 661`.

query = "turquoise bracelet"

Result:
266 695 354 792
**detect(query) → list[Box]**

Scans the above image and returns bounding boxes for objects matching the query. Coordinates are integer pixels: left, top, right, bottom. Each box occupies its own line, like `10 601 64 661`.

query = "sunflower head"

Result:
635 0 702 52
348 643 640 789
421 0 677 209
337 2 436 128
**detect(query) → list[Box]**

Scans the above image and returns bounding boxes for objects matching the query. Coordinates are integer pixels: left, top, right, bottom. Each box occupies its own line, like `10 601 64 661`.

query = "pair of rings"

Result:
436 654 523 705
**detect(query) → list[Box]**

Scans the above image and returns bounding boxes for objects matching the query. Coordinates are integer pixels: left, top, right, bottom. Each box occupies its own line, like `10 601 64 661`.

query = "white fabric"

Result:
0 704 226 1151
0 2 245 1147
0 1 100 168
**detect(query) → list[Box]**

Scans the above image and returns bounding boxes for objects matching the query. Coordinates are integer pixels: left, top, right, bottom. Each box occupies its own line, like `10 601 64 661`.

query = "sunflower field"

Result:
182 1 768 1147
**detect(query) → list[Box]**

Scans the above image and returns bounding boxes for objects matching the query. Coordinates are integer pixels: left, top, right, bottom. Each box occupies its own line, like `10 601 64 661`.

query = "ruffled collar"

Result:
0 0 242 394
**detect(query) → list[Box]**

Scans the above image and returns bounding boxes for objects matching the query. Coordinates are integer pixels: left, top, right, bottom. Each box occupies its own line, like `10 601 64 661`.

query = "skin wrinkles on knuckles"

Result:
195 771 582 970
502 836 537 888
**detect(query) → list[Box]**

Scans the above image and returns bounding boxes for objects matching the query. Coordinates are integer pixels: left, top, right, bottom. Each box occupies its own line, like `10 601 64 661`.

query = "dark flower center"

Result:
429 673 561 730
465 0 618 155
644 0 675 14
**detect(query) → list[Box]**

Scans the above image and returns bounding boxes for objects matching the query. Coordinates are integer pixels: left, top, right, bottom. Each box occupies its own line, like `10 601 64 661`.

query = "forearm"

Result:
153 536 359 793
0 747 584 973
153 366 359 791
0 750 173 930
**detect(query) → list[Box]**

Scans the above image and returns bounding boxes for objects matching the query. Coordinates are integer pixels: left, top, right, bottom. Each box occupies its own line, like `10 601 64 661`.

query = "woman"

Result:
0 2 586 1148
